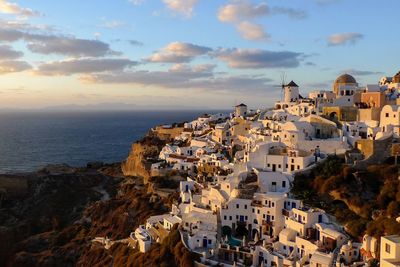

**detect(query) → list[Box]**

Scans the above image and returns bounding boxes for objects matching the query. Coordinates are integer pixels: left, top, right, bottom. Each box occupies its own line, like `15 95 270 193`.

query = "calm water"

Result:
0 110 222 173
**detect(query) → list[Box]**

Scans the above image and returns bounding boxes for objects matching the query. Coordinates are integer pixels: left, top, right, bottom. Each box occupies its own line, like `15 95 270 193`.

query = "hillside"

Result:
0 159 189 267
291 155 400 239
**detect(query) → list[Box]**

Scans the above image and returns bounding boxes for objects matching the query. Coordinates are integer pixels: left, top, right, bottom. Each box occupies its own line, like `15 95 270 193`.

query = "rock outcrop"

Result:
121 136 165 184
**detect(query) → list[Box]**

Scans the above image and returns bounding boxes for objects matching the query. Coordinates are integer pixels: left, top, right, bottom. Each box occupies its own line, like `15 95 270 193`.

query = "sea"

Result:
0 110 226 174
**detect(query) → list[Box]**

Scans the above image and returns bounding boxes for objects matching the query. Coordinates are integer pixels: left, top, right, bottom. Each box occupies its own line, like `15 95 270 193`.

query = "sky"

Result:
0 0 399 110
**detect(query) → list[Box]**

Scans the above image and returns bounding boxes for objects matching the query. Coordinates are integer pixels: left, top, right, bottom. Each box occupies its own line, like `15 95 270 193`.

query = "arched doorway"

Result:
235 224 248 238
329 112 338 120
222 226 232 237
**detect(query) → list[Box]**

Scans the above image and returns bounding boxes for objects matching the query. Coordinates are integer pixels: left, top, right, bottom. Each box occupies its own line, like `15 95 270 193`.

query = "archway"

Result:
235 224 248 238
329 112 338 120
222 226 232 237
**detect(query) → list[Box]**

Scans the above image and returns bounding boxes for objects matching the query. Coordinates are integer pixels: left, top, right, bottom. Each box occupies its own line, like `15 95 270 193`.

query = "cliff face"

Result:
121 136 165 184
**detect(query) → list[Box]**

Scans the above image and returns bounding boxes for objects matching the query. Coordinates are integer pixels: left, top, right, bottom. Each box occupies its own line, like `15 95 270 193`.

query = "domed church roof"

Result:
333 73 358 95
334 74 357 85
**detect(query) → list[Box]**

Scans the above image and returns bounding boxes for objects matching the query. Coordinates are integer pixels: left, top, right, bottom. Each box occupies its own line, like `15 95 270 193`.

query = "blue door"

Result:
240 215 245 222
203 238 208 248
292 202 296 209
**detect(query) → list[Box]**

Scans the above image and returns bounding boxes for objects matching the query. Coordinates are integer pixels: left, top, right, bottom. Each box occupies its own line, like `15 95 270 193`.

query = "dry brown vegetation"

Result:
292 156 400 239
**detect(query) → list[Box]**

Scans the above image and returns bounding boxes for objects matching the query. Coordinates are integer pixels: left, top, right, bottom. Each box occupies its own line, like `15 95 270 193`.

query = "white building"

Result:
380 235 400 267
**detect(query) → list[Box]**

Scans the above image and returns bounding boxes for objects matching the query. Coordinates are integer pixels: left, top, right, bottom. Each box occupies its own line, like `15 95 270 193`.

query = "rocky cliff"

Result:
121 136 166 184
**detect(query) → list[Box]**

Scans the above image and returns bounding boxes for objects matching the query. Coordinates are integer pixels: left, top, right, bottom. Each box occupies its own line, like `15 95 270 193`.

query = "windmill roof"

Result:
287 81 299 87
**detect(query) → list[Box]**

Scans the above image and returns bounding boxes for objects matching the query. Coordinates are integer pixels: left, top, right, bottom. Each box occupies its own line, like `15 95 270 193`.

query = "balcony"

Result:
262 220 274 227
251 200 263 207
282 209 290 217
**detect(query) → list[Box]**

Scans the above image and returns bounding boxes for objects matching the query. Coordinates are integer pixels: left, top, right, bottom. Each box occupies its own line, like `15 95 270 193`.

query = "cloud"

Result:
305 62 316 66
0 26 119 57
0 44 23 60
218 1 306 41
341 69 383 76
218 1 268 22
80 67 212 87
26 35 119 57
169 63 216 73
328 32 364 46
80 68 272 94
214 48 302 69
128 40 144 46
270 7 307 19
0 60 31 74
162 0 198 18
35 58 137 76
146 42 212 63
0 28 24 42
0 0 39 17
236 21 269 41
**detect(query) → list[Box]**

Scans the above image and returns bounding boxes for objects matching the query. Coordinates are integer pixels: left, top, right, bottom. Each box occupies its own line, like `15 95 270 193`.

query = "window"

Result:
282 181 286 188
236 215 239 219
272 202 275 207
208 239 212 244
245 216 248 220
291 159 294 163
278 164 281 168
297 165 300 170
258 209 260 214
244 205 247 209
386 243 391 253
229 216 232 220
386 113 389 118
236 204 239 209
224 215 227 220
272 216 274 221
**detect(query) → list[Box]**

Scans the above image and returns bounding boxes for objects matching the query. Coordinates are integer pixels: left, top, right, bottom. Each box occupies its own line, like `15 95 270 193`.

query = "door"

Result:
203 237 208 248
272 182 276 192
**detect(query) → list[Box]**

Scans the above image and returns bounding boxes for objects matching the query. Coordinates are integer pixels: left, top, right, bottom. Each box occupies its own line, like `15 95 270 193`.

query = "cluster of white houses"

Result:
130 71 400 267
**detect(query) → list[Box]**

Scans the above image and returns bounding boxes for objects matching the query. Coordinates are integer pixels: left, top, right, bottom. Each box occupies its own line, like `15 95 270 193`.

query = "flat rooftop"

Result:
385 235 400 243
